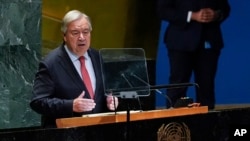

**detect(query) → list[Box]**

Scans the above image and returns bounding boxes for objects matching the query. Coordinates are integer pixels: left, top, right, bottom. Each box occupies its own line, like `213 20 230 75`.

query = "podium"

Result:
1 106 250 141
55 107 208 141
56 106 208 128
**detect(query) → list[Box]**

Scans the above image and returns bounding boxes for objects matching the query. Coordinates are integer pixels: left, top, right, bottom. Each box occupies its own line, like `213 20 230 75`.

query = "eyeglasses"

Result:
69 29 91 37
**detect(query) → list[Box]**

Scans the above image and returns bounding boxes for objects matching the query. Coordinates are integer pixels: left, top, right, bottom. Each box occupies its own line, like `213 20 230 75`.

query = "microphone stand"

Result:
126 99 130 141
118 91 138 141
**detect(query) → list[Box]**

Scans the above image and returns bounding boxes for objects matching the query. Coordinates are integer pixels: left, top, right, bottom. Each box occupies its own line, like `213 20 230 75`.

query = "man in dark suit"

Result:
30 10 118 128
157 0 230 109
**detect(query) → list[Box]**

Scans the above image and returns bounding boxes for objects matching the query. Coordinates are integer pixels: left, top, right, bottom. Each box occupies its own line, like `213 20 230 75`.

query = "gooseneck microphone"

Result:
120 73 143 111
121 73 133 87
130 73 173 108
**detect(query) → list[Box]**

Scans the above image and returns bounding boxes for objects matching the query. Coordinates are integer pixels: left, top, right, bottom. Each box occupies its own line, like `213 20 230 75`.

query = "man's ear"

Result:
63 33 66 42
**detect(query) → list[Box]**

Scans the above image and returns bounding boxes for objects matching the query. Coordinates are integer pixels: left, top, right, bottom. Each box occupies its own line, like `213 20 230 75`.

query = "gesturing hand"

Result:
73 91 96 112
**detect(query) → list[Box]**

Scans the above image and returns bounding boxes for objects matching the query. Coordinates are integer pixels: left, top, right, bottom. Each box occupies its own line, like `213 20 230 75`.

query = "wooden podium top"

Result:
56 106 208 128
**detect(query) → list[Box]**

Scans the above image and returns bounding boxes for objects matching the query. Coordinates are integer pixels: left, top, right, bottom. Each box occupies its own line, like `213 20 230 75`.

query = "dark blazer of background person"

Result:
156 0 230 109
157 0 231 52
30 44 108 127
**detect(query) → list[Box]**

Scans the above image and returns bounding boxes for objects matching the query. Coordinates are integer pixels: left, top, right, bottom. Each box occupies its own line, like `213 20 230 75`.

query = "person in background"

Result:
157 0 230 109
30 10 118 128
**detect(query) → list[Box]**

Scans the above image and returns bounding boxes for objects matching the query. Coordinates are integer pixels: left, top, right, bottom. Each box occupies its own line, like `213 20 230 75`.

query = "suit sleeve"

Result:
30 62 74 118
157 0 189 27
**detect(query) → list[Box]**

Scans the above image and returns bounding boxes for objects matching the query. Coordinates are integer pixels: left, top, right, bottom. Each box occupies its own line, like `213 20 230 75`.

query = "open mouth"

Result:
78 43 86 47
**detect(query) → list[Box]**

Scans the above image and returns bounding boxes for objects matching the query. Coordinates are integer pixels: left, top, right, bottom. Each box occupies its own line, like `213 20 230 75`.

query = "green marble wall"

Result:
0 0 41 129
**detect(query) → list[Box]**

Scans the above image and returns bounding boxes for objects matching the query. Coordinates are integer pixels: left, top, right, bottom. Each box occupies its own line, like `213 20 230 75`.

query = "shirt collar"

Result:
64 45 89 61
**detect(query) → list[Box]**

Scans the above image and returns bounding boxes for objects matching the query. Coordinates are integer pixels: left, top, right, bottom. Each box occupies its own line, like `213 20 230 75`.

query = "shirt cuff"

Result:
187 11 192 22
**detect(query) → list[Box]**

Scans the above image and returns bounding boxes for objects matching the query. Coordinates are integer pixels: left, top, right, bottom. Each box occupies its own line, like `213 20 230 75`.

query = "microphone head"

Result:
121 73 125 77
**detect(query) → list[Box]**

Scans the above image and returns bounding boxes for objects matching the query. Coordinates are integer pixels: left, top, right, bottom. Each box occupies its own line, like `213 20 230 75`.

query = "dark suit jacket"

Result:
157 0 230 51
30 44 108 127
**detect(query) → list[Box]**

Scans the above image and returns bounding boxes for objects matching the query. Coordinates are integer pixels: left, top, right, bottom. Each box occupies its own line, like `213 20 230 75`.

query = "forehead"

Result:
67 18 90 30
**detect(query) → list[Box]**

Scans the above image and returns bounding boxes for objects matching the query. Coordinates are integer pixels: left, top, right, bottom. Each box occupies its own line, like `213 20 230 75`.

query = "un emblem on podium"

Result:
157 122 191 141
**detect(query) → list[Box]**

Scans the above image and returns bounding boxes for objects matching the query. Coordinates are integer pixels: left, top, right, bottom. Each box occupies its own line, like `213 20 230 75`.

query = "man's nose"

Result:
78 33 86 40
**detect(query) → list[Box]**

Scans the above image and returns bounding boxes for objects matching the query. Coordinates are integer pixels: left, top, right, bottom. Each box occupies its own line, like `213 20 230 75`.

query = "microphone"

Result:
120 73 140 98
120 73 143 111
107 75 133 114
130 73 173 108
130 73 162 94
121 73 133 87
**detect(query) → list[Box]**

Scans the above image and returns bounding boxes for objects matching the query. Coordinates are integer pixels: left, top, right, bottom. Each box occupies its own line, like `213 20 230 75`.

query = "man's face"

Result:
64 18 91 57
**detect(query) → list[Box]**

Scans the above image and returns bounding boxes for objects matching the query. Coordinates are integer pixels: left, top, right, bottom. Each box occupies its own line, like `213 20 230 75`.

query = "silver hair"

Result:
61 10 92 33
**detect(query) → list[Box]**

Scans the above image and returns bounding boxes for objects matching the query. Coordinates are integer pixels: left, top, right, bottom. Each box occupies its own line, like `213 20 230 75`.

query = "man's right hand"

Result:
73 91 96 112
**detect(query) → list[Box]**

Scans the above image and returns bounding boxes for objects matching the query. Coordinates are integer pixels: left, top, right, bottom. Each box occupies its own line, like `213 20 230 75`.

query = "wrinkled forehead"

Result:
67 18 90 31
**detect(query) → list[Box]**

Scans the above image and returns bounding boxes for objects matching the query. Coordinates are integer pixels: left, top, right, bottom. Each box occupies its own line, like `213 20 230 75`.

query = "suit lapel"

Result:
57 46 84 90
56 46 102 99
